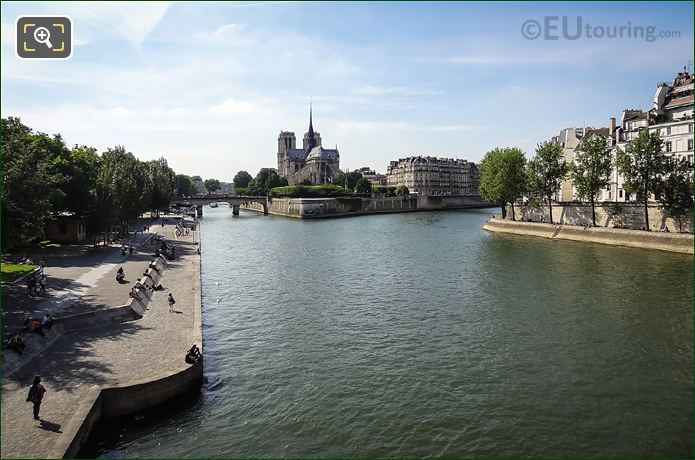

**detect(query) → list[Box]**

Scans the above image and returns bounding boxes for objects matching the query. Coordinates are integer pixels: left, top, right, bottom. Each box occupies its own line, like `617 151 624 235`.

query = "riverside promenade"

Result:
1 219 202 458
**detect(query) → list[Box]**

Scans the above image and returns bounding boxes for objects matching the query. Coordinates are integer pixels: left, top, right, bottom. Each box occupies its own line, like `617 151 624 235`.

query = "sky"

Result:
1 1 693 181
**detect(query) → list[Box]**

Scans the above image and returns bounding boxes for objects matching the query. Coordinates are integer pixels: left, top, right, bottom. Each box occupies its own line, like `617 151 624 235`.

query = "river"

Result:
98 206 693 458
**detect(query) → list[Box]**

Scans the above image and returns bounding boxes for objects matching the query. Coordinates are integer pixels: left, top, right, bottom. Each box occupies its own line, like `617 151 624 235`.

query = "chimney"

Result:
609 117 616 137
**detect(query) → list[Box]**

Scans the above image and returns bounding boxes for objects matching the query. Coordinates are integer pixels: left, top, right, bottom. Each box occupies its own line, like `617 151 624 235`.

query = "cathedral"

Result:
277 107 341 185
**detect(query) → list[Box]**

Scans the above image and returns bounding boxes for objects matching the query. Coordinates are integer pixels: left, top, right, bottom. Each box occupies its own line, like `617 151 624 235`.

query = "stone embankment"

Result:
483 217 694 254
1 221 203 459
243 195 493 218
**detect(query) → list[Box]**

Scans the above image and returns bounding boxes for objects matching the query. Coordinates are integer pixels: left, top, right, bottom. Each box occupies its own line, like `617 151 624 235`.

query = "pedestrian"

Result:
129 246 134 256
26 376 46 420
40 314 54 331
39 273 47 295
168 293 176 312
39 260 45 273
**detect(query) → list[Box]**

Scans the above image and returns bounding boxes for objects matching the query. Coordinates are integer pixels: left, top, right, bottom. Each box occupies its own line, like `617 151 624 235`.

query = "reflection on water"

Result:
98 207 693 458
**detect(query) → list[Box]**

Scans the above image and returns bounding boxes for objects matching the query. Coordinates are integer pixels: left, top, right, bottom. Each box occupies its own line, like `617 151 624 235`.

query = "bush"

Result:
269 184 354 198
395 185 410 197
372 185 398 196
354 177 372 194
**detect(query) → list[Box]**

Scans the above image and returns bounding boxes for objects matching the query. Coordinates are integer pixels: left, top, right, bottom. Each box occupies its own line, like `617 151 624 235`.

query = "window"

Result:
689 139 694 151
619 189 623 198
667 126 672 135
689 124 693 133
666 141 672 152
689 155 694 166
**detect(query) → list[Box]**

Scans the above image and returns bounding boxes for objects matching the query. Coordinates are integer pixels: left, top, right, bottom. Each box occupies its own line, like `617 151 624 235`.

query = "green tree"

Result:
175 174 195 198
395 185 410 197
204 178 221 193
264 173 287 191
657 157 693 232
569 135 613 226
333 170 363 190
354 177 372 194
1 117 61 249
143 158 176 213
527 141 567 224
479 147 527 220
249 168 287 194
96 146 146 238
617 130 667 231
233 170 253 189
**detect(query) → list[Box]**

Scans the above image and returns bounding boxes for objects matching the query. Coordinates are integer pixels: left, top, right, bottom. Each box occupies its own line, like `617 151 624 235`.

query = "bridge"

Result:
173 195 267 216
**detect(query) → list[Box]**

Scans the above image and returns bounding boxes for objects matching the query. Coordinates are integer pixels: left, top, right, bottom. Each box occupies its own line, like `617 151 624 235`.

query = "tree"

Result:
479 147 527 220
1 117 61 249
249 168 287 194
175 174 195 198
264 173 287 191
527 141 567 224
143 158 176 212
333 170 363 190
617 130 667 231
657 157 693 232
354 177 372 194
395 185 410 197
96 146 146 238
233 170 252 189
204 178 221 193
569 135 613 226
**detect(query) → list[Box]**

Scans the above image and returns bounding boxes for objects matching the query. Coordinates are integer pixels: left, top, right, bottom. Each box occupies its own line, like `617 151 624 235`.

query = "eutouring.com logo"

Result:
521 16 680 42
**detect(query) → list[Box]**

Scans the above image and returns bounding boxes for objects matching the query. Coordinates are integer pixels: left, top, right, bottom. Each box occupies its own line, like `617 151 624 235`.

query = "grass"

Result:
38 240 62 248
1 263 38 283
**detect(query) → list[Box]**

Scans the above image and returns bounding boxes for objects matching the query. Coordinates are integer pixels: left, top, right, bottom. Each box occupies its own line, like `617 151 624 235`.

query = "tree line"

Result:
2 117 179 250
479 130 693 232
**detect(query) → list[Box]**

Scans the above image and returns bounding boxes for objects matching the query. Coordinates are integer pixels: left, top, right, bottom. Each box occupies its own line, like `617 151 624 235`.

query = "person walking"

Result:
168 293 176 312
38 273 47 295
26 376 46 420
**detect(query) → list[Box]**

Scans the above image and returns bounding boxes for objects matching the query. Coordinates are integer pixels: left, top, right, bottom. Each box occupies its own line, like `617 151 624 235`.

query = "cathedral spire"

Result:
305 103 317 152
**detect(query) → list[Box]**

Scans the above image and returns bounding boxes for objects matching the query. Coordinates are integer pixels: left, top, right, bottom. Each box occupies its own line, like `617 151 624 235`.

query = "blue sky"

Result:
1 1 693 180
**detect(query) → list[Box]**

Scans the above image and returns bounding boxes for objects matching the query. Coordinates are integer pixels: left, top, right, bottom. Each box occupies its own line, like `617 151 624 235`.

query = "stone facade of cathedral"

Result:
277 108 341 185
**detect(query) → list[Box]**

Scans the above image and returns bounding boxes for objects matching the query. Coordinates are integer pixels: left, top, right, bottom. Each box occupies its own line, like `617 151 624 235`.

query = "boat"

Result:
210 202 219 208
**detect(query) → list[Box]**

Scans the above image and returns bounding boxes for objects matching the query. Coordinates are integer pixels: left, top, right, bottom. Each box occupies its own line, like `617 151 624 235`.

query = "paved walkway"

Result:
2 228 157 336
1 221 200 458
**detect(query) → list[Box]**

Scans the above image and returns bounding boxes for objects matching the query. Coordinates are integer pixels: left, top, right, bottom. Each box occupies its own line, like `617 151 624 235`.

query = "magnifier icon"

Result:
33 27 53 49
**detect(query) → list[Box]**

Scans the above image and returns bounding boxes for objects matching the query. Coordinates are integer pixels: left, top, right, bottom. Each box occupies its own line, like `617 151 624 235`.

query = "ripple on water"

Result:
98 208 693 458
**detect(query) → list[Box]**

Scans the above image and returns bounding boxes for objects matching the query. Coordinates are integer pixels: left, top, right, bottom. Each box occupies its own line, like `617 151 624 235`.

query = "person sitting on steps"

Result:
185 344 202 364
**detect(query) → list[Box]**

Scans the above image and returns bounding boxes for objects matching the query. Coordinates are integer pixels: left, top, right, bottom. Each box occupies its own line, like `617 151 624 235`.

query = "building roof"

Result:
307 146 339 160
623 110 648 122
287 148 308 161
575 127 611 150
664 94 694 109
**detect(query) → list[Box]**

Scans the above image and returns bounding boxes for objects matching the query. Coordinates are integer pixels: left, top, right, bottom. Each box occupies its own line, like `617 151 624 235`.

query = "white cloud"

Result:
337 121 490 133
43 2 171 47
211 98 276 116
353 85 442 96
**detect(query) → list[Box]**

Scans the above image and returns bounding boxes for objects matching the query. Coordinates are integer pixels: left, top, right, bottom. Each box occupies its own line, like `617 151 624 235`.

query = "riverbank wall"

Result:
507 202 694 233
50 244 204 458
483 218 694 254
242 195 493 218
45 240 204 459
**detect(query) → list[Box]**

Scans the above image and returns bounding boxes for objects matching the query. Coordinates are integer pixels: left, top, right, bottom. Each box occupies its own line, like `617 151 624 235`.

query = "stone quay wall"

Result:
52 247 204 458
242 195 492 218
483 218 694 254
506 202 694 233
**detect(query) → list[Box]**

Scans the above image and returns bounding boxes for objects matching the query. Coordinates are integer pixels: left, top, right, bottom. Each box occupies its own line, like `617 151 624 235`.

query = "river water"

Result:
98 207 693 458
